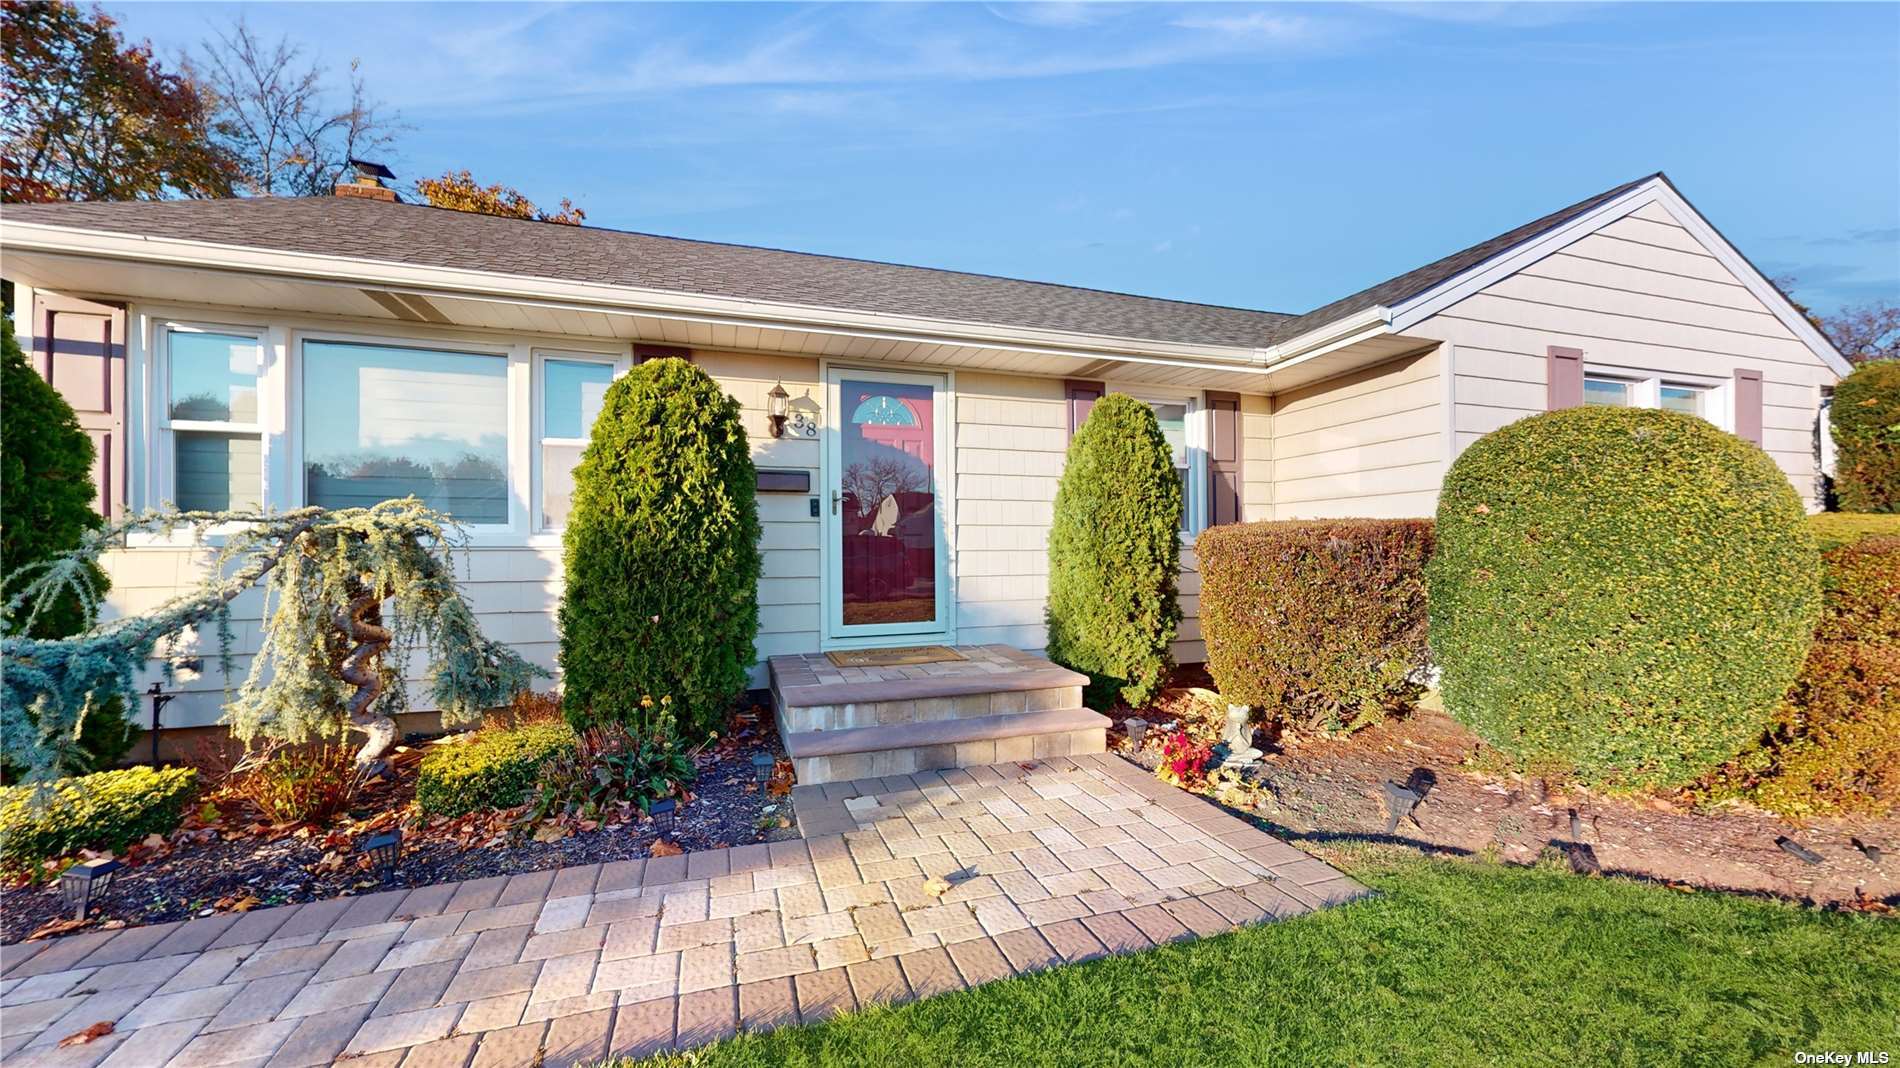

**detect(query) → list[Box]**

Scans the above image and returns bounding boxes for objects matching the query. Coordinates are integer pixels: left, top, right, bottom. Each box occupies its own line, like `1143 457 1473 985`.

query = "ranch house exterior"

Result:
0 172 1850 753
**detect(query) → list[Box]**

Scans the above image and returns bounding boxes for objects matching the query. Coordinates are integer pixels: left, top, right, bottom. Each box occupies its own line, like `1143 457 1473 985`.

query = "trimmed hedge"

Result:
1709 533 1900 816
559 358 762 739
1199 519 1434 734
415 720 576 817
1809 512 1900 551
1428 406 1821 789
1831 360 1900 514
1046 393 1183 708
0 765 197 872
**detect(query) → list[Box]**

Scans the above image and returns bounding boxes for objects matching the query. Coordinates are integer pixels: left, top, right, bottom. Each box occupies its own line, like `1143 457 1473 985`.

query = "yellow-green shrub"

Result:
1808 512 1900 551
415 720 576 817
1707 534 1900 817
0 765 197 872
1831 359 1900 513
1428 407 1821 789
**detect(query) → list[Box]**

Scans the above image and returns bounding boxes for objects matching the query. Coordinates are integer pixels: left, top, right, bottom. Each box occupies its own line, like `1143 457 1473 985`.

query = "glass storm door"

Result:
824 367 949 641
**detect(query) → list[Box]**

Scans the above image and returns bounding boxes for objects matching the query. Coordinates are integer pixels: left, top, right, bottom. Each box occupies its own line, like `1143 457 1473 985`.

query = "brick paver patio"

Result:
0 753 1366 1067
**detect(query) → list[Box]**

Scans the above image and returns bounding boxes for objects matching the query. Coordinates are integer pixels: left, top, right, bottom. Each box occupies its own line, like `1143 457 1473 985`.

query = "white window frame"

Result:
1582 363 1732 433
291 329 522 535
153 321 268 513
531 349 630 534
1113 387 1208 538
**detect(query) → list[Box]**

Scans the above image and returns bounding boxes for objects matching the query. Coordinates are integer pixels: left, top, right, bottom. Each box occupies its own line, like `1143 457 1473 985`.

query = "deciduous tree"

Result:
0 0 234 202
416 169 585 224
192 16 401 196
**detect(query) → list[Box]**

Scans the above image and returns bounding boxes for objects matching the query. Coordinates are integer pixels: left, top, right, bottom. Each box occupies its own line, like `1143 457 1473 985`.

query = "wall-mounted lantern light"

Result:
766 382 791 438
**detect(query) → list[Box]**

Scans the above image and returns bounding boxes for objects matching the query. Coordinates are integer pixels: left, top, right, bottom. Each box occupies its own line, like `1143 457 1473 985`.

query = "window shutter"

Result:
1204 390 1243 527
32 293 126 519
1734 368 1764 445
1064 379 1104 440
1546 346 1584 410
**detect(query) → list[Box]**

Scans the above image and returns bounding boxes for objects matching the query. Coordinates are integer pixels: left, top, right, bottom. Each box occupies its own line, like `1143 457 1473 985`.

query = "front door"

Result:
823 366 950 643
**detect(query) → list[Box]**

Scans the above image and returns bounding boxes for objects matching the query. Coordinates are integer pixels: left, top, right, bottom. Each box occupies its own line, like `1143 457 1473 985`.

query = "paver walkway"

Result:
0 753 1366 1067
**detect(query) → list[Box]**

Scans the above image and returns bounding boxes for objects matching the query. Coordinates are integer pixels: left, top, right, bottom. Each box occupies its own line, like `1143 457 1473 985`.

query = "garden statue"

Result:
1 499 542 781
1220 704 1263 768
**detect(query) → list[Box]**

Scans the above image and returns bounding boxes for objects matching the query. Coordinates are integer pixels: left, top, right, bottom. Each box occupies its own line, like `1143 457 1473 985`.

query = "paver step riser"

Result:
791 726 1107 786
775 685 1083 733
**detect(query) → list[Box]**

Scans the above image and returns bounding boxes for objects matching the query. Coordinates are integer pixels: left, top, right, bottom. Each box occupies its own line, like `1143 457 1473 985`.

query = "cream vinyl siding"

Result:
952 372 1066 651
1409 199 1831 508
1267 347 1444 520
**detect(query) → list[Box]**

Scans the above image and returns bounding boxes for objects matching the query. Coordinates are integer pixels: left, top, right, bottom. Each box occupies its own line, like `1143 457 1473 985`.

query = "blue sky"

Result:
123 2 1899 317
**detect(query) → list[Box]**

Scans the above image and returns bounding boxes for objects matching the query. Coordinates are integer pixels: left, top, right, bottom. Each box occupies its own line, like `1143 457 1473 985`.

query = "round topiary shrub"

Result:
1045 393 1182 708
558 358 762 739
1428 406 1821 789
1832 359 1900 513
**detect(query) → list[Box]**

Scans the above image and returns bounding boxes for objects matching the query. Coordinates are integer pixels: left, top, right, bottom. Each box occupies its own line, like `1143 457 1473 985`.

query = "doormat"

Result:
826 645 967 668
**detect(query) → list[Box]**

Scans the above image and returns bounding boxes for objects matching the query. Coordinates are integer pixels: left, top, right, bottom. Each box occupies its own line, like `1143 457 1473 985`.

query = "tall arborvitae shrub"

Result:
1832 359 1900 513
1045 393 1182 708
0 316 132 774
1429 407 1820 789
558 358 761 739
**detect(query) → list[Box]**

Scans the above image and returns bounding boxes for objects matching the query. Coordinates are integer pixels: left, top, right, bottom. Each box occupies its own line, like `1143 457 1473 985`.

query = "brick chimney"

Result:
335 158 399 202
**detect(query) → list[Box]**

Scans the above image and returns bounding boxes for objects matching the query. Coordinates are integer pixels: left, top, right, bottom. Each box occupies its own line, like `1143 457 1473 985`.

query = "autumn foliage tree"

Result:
1 0 235 202
417 169 585 224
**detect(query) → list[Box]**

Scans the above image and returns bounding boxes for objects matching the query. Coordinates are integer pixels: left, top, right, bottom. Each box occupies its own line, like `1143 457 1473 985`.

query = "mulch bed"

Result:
0 708 800 944
1112 680 1898 912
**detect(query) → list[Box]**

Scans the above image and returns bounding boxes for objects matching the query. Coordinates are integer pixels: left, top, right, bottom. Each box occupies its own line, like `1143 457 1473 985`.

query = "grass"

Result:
620 847 1898 1068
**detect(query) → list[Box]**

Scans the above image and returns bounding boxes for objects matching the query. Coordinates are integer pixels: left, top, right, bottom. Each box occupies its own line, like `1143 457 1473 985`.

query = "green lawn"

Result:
623 848 1898 1068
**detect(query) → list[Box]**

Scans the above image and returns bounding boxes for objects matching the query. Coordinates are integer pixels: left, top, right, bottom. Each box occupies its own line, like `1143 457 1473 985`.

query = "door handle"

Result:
831 490 841 515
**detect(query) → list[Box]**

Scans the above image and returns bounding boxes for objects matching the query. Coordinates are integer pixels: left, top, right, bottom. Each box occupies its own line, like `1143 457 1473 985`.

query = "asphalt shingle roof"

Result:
3 174 1661 351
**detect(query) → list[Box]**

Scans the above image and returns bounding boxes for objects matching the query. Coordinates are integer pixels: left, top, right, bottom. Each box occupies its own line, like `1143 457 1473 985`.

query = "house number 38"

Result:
787 411 818 438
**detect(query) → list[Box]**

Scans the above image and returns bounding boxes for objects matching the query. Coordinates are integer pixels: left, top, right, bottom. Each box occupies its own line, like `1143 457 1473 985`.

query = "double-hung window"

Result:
1128 395 1205 536
161 326 264 511
537 355 619 530
301 340 510 525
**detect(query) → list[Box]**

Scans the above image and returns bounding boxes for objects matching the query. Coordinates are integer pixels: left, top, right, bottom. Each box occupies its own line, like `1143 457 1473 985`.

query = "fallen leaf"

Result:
141 834 166 850
58 1021 113 1047
649 839 683 858
531 823 568 844
25 917 92 941
922 877 952 899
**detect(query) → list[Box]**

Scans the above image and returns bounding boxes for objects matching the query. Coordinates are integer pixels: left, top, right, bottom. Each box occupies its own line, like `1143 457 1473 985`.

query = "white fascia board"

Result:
1383 176 1852 378
0 222 1267 371
1256 305 1394 366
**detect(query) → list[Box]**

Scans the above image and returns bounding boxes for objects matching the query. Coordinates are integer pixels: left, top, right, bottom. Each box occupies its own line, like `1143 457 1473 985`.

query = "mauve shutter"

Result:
1734 368 1764 444
1064 379 1104 440
634 344 691 363
1547 346 1584 410
1204 390 1242 527
32 293 127 519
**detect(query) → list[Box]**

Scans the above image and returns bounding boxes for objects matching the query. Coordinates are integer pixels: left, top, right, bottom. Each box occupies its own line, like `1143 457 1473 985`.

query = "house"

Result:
0 172 1849 775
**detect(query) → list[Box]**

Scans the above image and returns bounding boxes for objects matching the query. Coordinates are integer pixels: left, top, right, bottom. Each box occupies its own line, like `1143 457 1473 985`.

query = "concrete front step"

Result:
784 706 1110 784
775 676 1085 733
